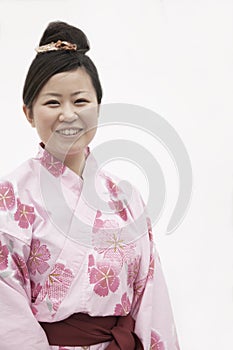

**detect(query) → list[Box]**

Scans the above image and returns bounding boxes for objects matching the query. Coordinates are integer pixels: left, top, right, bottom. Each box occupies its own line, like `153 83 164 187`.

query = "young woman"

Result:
0 21 180 349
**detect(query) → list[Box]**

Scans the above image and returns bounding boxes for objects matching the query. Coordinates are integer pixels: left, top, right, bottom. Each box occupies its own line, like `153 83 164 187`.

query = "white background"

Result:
0 0 233 349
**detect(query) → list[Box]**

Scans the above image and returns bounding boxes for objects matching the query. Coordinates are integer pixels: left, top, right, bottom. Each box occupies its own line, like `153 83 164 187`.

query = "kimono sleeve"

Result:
0 231 50 350
130 205 180 349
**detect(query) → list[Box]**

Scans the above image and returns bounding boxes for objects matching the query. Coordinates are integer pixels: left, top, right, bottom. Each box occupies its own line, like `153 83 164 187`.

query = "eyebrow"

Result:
42 91 89 97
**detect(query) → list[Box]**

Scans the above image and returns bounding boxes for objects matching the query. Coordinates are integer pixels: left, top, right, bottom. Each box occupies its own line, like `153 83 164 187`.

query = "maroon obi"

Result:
39 312 143 349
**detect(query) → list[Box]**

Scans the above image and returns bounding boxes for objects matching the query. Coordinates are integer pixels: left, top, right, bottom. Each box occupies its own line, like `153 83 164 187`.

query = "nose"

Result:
59 109 79 122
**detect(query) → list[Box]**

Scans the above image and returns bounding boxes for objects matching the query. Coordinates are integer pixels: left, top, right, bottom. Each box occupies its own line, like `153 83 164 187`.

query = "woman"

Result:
0 21 180 349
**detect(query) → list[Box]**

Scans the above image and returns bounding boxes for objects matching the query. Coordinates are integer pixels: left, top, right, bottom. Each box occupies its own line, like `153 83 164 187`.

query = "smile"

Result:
56 128 83 136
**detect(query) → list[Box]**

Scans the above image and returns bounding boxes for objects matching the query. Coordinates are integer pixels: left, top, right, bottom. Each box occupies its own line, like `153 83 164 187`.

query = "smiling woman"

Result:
0 20 180 350
23 68 99 175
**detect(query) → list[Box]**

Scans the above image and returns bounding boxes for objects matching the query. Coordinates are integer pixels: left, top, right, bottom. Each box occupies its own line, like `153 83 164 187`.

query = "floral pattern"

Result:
93 219 136 268
0 181 15 211
40 150 65 177
104 176 119 198
0 146 180 349
108 199 128 221
14 198 35 229
31 280 42 303
93 210 105 233
12 252 29 285
148 254 155 280
88 254 120 297
28 239 51 275
127 256 140 288
39 263 74 311
150 329 166 350
0 240 9 270
114 292 131 315
133 277 147 297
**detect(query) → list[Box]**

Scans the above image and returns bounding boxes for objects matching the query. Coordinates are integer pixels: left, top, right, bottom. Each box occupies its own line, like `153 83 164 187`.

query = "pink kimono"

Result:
0 144 180 350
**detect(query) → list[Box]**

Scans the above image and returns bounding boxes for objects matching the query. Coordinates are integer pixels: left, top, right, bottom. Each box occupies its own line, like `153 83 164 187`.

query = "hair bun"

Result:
38 20 90 54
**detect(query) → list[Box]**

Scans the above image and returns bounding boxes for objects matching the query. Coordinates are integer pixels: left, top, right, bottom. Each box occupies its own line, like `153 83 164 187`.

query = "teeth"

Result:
57 129 81 135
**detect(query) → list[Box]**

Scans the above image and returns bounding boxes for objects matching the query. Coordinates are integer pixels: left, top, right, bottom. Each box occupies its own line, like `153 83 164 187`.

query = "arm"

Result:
0 232 50 350
130 196 180 349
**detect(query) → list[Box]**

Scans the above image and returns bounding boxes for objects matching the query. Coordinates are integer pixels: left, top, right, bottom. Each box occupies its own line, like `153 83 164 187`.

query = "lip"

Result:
55 128 84 138
55 127 83 132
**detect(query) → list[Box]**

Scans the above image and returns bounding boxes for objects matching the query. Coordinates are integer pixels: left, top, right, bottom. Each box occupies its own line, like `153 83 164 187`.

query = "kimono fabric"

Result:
0 143 180 350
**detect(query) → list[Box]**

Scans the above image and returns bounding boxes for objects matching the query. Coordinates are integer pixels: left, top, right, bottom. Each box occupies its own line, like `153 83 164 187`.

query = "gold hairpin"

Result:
35 40 77 53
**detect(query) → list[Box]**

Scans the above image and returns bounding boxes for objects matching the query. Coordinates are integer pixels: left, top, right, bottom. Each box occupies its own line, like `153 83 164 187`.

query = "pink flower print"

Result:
28 239 50 275
40 263 74 311
150 329 166 350
0 241 9 270
93 220 136 268
148 254 155 280
41 151 65 177
88 254 120 297
12 252 29 285
127 256 140 288
14 198 35 229
109 199 127 221
133 277 147 297
31 280 42 303
0 181 15 211
114 292 131 316
105 176 119 198
93 210 105 233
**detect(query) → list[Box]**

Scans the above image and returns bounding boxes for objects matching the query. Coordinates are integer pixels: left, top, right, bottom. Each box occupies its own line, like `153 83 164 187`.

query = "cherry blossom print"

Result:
14 198 35 229
0 241 9 270
150 329 166 350
108 199 128 221
127 256 140 288
133 277 147 297
114 292 131 316
148 254 155 280
30 280 42 303
93 210 105 233
88 254 120 297
39 263 74 311
104 176 119 198
0 181 15 211
88 254 95 273
28 239 51 275
12 252 29 285
40 151 65 177
93 220 136 268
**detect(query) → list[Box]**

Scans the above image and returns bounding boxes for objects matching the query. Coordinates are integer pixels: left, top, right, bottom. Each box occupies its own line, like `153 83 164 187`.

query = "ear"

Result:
23 104 35 127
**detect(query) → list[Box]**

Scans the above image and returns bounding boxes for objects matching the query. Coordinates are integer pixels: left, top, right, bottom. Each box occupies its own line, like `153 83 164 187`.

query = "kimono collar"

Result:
36 142 99 194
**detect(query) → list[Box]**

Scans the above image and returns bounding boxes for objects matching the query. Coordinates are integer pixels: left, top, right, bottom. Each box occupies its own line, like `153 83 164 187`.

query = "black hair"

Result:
23 21 103 108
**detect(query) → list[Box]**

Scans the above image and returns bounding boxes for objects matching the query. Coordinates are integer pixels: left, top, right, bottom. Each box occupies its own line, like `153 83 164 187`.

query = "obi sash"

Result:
39 312 144 349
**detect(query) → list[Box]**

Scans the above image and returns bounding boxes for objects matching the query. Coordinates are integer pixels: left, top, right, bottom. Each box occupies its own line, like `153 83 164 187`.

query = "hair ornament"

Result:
35 40 77 53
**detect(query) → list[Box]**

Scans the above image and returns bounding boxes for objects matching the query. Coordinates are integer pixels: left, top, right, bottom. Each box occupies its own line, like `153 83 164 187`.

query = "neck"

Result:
64 151 86 178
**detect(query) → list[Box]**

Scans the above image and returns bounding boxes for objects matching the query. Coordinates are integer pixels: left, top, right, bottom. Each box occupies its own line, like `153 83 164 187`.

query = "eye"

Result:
74 99 89 104
44 100 60 106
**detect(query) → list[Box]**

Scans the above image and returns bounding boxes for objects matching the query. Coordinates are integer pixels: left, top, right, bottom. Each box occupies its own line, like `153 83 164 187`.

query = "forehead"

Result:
39 68 95 94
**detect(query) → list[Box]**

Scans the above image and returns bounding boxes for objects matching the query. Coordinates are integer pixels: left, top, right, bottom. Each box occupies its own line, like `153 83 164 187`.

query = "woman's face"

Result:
24 67 99 161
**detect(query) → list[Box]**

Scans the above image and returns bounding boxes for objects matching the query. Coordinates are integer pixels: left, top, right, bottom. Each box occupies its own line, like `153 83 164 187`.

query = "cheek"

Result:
79 106 98 132
33 109 55 128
